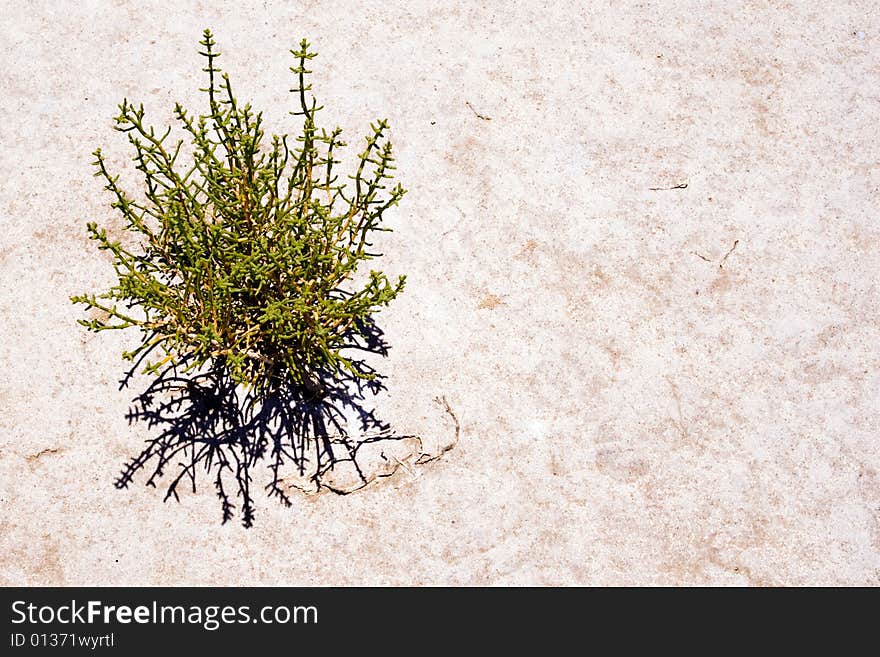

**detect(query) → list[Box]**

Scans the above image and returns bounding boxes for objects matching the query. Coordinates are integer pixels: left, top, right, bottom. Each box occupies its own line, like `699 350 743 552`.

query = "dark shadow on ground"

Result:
114 319 420 527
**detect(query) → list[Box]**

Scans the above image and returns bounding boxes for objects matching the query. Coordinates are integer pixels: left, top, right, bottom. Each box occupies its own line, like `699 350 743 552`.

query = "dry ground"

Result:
1 0 878 585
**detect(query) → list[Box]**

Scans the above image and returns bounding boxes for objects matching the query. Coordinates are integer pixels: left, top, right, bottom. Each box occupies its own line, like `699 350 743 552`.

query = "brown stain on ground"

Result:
87 308 111 324
708 268 733 296
36 539 65 585
444 134 481 168
515 239 539 261
33 218 129 253
478 294 504 310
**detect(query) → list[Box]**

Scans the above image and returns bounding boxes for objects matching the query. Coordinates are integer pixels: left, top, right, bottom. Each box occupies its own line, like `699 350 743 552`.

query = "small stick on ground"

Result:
692 251 711 262
416 395 460 464
719 239 739 268
465 101 491 121
649 182 688 191
26 447 62 462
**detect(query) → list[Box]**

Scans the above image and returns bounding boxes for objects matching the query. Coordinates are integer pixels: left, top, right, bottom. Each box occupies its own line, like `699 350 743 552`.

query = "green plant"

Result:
72 29 406 394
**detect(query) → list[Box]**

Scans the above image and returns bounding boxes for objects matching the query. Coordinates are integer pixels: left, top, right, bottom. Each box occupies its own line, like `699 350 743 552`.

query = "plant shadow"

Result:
114 318 422 527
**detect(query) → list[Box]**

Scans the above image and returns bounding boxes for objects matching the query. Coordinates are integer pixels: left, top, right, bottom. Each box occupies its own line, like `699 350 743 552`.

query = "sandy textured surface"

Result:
1 1 878 585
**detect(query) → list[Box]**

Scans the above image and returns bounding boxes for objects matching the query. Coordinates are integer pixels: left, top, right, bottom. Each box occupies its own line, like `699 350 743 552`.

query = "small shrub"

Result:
72 29 406 395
